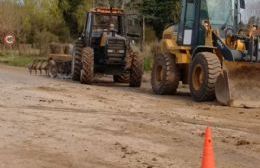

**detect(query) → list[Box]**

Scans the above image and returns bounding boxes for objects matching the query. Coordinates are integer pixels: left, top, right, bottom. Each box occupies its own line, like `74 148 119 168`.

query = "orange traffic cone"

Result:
201 127 216 168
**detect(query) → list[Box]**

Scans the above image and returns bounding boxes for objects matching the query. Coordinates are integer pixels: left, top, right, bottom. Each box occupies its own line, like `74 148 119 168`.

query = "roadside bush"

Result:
34 30 59 56
0 52 40 67
140 42 158 71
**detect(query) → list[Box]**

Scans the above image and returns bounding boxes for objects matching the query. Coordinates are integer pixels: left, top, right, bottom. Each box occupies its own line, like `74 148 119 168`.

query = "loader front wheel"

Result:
151 54 180 95
72 39 84 81
189 52 221 102
129 50 144 87
80 47 94 84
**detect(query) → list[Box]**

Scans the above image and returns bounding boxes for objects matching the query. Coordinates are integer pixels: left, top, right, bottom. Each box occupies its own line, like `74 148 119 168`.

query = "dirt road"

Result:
0 64 259 168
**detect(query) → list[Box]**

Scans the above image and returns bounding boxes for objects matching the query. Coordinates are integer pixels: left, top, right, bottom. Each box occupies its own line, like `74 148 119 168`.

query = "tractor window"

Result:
93 14 119 32
86 13 91 34
127 16 143 46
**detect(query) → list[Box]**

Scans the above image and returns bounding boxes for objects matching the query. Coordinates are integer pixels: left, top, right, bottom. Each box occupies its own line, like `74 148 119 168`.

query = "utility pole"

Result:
141 16 145 52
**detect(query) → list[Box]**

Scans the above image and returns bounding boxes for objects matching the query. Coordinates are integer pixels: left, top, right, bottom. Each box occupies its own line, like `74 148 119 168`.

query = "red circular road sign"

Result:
3 33 16 46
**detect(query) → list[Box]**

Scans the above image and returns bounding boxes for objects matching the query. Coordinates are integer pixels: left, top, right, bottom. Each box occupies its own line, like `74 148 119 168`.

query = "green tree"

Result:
58 0 86 38
142 0 181 38
21 0 68 54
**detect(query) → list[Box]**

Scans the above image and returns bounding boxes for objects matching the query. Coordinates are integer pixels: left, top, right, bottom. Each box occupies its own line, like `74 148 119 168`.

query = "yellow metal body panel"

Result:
235 40 246 51
225 35 246 52
160 26 192 64
175 52 191 64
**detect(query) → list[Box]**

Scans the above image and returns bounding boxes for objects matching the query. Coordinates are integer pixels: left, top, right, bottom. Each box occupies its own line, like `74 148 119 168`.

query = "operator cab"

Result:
177 0 250 47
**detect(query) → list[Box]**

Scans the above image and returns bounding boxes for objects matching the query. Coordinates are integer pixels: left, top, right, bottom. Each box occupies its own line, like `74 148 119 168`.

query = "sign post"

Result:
3 33 16 48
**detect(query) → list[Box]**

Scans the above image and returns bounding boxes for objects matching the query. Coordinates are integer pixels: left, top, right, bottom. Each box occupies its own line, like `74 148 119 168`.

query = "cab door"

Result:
177 0 195 46
126 14 144 49
84 12 93 46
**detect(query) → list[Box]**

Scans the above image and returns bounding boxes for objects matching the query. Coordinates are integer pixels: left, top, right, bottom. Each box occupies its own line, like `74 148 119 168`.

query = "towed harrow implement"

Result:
28 43 73 78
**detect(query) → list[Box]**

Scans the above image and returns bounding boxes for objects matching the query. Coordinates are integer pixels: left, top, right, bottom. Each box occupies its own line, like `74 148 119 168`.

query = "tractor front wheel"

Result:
72 39 84 81
80 47 94 84
129 50 144 87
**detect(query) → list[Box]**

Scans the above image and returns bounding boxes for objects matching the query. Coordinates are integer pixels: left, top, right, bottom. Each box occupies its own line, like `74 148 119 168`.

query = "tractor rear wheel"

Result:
48 60 58 78
189 52 221 102
129 50 144 87
151 54 180 95
113 74 130 83
80 47 94 84
72 39 84 81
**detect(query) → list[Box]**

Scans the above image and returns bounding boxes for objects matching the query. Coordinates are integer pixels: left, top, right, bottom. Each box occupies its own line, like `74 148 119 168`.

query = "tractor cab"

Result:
82 8 127 67
84 8 126 46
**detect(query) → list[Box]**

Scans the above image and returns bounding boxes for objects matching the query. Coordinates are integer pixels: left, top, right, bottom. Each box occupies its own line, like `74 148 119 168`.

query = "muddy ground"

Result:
0 64 259 168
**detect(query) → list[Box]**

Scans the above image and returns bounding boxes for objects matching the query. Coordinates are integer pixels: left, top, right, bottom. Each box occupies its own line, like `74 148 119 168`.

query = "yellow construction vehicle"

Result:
151 0 259 107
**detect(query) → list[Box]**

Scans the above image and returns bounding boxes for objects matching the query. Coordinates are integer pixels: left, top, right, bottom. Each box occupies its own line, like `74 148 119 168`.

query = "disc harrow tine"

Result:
39 61 44 75
28 63 33 75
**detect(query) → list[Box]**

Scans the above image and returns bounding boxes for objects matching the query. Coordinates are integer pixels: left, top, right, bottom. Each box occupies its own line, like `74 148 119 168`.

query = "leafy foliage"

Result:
0 0 181 45
142 0 181 37
58 0 84 38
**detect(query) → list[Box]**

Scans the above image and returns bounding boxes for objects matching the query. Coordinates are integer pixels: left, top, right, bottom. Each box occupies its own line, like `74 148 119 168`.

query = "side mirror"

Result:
240 0 245 9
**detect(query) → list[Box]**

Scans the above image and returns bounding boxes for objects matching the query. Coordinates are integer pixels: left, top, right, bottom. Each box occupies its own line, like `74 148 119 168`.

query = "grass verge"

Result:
0 47 155 71
144 56 153 72
0 52 42 67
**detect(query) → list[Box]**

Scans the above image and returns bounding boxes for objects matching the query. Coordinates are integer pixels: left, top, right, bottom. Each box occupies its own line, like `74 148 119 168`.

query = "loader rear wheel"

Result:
72 39 84 81
151 54 180 95
113 74 129 83
48 60 58 78
80 47 94 84
189 52 221 102
129 50 144 87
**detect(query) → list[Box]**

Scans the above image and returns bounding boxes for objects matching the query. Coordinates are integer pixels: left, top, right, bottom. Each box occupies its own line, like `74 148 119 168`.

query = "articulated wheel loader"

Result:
28 43 73 78
72 7 144 87
151 0 260 107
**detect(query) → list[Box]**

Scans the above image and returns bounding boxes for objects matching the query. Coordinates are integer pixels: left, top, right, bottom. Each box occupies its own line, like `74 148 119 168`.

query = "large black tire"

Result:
129 50 144 87
151 54 180 95
189 52 221 102
48 60 58 78
72 39 84 81
113 74 130 83
80 47 94 84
